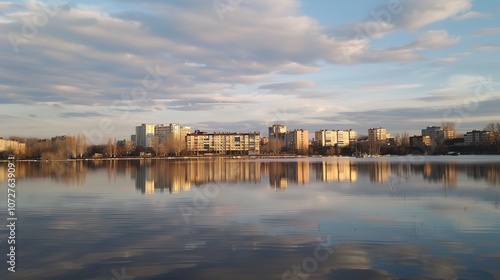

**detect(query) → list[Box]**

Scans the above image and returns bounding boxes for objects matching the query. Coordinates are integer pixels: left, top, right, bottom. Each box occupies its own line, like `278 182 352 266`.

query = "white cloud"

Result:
453 11 491 21
407 30 460 49
473 27 500 36
432 57 458 64
258 81 315 91
359 84 422 92
473 44 500 51
392 0 472 31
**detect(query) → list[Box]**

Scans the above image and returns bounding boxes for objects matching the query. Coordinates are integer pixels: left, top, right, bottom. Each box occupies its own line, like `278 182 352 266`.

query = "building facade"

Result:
409 135 432 146
284 129 309 151
315 130 337 147
268 124 287 139
422 126 444 144
186 131 260 155
315 129 357 147
464 130 494 145
368 127 388 142
0 138 26 155
135 124 156 148
443 128 455 140
154 123 190 143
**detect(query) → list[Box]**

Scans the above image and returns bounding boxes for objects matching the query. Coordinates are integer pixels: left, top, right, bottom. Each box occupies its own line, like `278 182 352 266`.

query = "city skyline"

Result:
1 0 499 140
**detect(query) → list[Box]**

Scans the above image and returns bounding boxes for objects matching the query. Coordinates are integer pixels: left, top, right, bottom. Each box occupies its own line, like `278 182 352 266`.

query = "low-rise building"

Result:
410 135 432 146
464 130 494 145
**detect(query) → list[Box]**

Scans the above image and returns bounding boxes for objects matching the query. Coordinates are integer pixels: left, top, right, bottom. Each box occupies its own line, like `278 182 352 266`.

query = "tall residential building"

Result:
315 129 357 147
135 124 156 148
337 130 356 146
186 131 260 155
443 128 455 140
315 130 337 147
285 129 309 151
368 127 387 142
154 123 191 143
180 126 191 142
422 126 445 144
269 124 287 139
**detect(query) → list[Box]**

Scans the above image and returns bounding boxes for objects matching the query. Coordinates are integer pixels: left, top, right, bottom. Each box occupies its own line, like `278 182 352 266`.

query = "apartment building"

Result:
409 135 432 146
269 124 287 140
464 130 494 145
0 138 26 155
315 129 357 147
368 127 388 142
135 124 156 148
284 129 309 151
186 131 260 155
155 123 191 143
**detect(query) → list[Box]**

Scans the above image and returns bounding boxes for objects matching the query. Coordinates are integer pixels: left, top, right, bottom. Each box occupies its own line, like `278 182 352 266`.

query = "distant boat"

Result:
447 151 460 156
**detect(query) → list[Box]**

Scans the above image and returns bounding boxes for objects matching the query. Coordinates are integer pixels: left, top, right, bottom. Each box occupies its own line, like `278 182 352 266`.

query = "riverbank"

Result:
0 154 310 162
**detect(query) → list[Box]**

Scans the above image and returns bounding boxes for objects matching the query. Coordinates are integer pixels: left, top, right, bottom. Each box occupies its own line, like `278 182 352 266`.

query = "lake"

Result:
1 156 500 279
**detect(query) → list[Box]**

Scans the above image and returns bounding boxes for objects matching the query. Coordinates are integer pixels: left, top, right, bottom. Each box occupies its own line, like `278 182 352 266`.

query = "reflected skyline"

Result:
2 157 499 192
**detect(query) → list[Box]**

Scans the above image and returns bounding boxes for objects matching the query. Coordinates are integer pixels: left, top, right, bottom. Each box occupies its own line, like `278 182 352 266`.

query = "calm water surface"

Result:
1 156 500 280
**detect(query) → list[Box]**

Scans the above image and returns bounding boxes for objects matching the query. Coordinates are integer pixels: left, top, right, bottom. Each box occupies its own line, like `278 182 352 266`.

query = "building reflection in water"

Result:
421 163 458 187
133 159 261 194
264 161 310 190
0 161 87 186
314 161 358 183
1 159 499 192
353 161 391 184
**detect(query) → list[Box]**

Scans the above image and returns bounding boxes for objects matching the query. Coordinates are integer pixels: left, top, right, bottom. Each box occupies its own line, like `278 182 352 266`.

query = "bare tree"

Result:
106 138 115 157
124 140 135 156
485 122 500 143
76 134 87 158
394 133 402 146
401 131 409 147
113 138 117 156
267 138 284 154
441 122 456 130
150 136 161 156
158 142 168 156
166 138 184 156
65 135 77 158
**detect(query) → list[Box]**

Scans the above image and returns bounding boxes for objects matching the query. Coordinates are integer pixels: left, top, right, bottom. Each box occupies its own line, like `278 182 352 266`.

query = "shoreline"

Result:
2 154 500 163
0 154 308 162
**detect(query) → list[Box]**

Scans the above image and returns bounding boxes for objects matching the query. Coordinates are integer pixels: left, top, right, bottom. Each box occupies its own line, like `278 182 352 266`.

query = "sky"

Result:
0 0 499 143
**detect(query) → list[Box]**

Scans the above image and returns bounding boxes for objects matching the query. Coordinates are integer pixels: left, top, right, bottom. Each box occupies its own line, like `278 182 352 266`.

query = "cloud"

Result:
321 97 500 133
473 27 500 36
406 30 460 50
358 84 422 92
258 81 315 91
453 11 492 21
473 44 500 51
432 57 458 64
343 30 459 64
59 111 108 118
390 0 472 31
